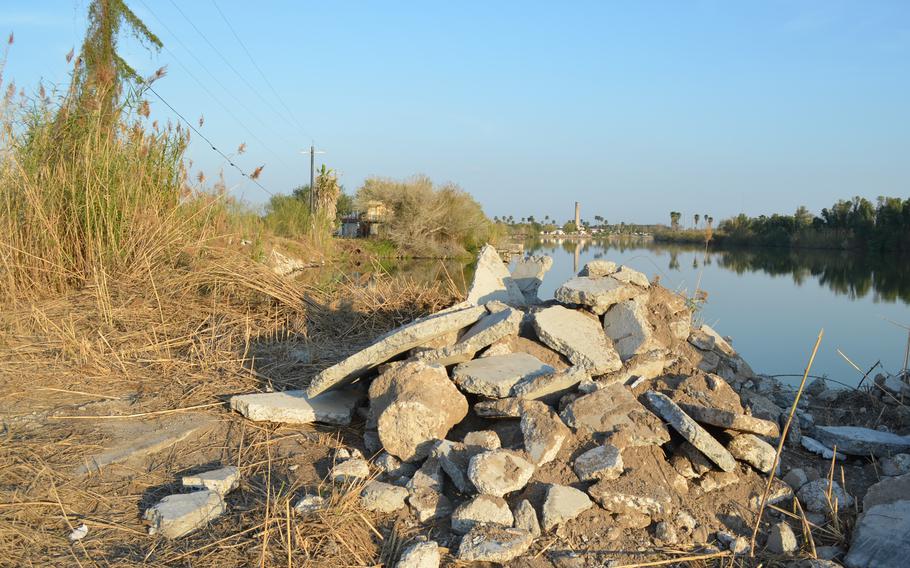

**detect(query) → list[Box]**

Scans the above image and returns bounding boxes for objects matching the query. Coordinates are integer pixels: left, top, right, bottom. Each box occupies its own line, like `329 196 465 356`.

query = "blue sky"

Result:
3 1 908 224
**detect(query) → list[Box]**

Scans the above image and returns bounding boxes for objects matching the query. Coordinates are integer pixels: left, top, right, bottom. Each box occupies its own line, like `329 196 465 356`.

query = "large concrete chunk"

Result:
453 353 554 398
360 481 409 513
520 401 571 466
396 540 441 568
561 384 670 448
307 304 486 396
230 389 362 426
451 495 514 534
144 490 226 538
611 266 650 288
466 244 527 307
511 255 553 303
643 391 737 472
513 499 541 537
555 277 641 315
457 525 533 563
603 297 653 361
416 306 522 366
512 366 588 403
573 444 623 481
468 449 535 497
579 260 617 277
797 479 852 513
532 305 622 375
677 403 780 437
370 361 468 462
813 426 910 457
182 466 240 496
727 433 776 473
845 500 910 568
542 484 593 531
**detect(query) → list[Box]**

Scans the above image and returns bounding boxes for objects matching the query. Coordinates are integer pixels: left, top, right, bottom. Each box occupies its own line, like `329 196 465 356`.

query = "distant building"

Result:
339 200 391 238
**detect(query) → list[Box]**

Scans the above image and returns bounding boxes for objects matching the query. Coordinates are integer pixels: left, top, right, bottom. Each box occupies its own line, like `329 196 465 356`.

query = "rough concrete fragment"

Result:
432 440 476 493
561 384 669 448
294 494 326 514
416 306 522 366
554 276 641 315
511 255 553 303
601 349 668 387
520 401 571 466
182 466 240 496
727 433 776 473
360 481 409 513
232 388 363 426
844 500 910 568
578 260 617 277
863 473 910 510
451 495 514 534
144 490 226 538
699 324 735 356
466 244 528 307
767 522 798 554
407 487 453 522
881 454 910 477
307 304 486 396
603 297 652 361
542 484 592 531
797 479 852 513
800 436 846 461
452 353 554 398
588 481 670 516
406 457 444 492
696 349 721 372
669 318 691 341
813 426 910 457
573 444 623 481
474 397 523 418
513 499 541 537
330 458 370 483
611 266 650 288
644 391 737 472
376 452 417 478
654 521 678 544
717 531 750 555
698 470 740 493
467 449 535 497
464 431 501 450
783 468 809 491
532 305 622 374
677 403 779 437
688 330 716 351
502 336 572 371
396 540 440 568
512 365 589 403
457 524 533 563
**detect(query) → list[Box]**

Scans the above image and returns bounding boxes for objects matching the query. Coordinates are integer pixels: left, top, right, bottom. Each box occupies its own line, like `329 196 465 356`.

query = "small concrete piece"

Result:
797 479 852 514
407 487 453 523
573 444 623 481
644 391 737 472
555 277 641 315
182 466 240 496
294 494 326 514
396 540 441 568
578 260 617 277
844 500 910 568
654 521 678 544
467 449 535 497
601 349 669 387
231 388 362 426
520 401 571 466
144 490 226 539
330 458 370 483
406 457 444 492
561 384 670 448
360 481 409 513
416 306 522 366
474 397 523 418
801 436 846 461
432 440 475 493
513 499 541 537
457 524 534 563
688 330 716 351
813 426 910 457
602 297 653 361
451 495 514 534
767 522 798 554
464 431 501 450
717 531 750 555
532 305 623 374
466 244 528 307
611 265 650 288
542 484 593 531
727 433 776 473
677 403 780 437
669 318 691 341
511 254 553 303
880 454 910 477
783 468 809 491
512 365 589 403
307 303 487 396
699 324 735 356
453 353 554 398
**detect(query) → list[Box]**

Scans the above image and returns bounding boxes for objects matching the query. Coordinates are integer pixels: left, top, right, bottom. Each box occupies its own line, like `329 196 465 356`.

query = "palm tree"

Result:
694 213 700 228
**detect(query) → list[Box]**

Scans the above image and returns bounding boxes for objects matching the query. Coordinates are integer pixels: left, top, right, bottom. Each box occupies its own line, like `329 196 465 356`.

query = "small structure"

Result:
339 200 391 238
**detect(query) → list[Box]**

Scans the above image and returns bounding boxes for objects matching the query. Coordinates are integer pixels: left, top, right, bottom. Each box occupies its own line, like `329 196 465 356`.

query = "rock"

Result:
601 350 668 387
813 426 910 457
330 458 370 483
370 361 469 462
307 304 487 396
182 466 240 496
407 487 453 523
676 511 697 532
578 260 617 277
797 479 852 513
767 521 798 554
698 470 740 493
643 391 737 472
611 266 650 288
467 449 535 497
602 298 653 361
688 330 716 351
416 306 523 366
512 365 589 403
406 457 444 492
716 531 750 555
677 403 779 437
696 349 721 372
845 500 910 568
457 524 533 563
513 499 541 537
699 324 735 356
451 495 514 534
360 481 409 513
573 444 623 481
466 244 527 306
806 377 829 397
561 384 670 448
511 255 553 303
801 436 846 461
669 319 691 341
588 446 674 516
474 397 523 418
531 305 622 374
881 454 910 476
453 353 554 398
520 401 571 466
502 336 572 371
794 560 843 568
864 473 910 510
740 390 784 422
464 430 501 450
727 433 776 473
294 494 326 514
654 521 678 544
143 490 226 538
542 484 593 531
815 546 844 561
432 440 476 494
554 277 641 315
376 452 417 478
783 468 809 491
396 540 440 568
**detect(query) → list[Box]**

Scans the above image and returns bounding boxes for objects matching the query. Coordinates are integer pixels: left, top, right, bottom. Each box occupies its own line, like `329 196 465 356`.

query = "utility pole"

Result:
300 145 326 212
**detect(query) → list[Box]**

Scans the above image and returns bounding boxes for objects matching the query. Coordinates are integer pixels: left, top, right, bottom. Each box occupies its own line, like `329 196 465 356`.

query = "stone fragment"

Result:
800 436 846 461
797 479 852 513
432 440 476 494
307 304 486 396
182 466 240 496
294 494 326 514
531 305 622 374
561 384 670 448
844 500 910 568
453 353 554 398
587 446 674 516
406 457 444 492
451 495 514 534
881 454 910 477
699 324 735 356
669 319 691 341
643 391 736 472
696 350 721 372
407 487 453 523
573 444 623 481
578 260 617 277
611 265 650 288
511 255 553 303
464 431 501 450
467 449 535 497
144 490 226 538
396 540 440 568
457 525 533 563
600 350 668 387
727 433 776 473
416 306 522 366
370 361 468 462
474 397 523 419
783 468 809 491
863 473 910 510
603 297 653 361
688 329 716 351
466 244 528 306
739 390 784 422
554 276 641 315
376 452 417 478
513 499 541 537
360 481 409 513
813 426 910 457
330 458 370 483
520 401 571 466
698 470 740 493
512 365 589 403
655 521 678 544
767 522 798 554
502 336 572 371
677 403 780 437
542 484 593 531
716 531 750 555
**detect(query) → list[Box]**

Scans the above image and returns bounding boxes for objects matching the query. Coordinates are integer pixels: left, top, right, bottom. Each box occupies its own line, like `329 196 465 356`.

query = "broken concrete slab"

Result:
182 466 240 496
587 445 675 517
432 440 477 494
845 500 910 568
230 388 362 426
396 540 440 568
727 433 776 473
407 487 453 523
457 524 533 563
466 244 528 307
416 306 522 366
532 305 622 374
603 297 653 361
800 436 846 461
467 449 535 497
561 384 670 448
330 458 370 483
700 324 735 356
813 426 910 457
144 490 226 539
360 481 409 513
294 494 326 514
452 353 554 398
611 265 650 288
474 397 523 419
554 277 641 315
601 350 669 387
578 260 617 277
573 444 623 482
643 391 737 472
513 499 541 537
307 304 487 396
677 403 780 437
688 330 716 351
512 365 589 403
406 457 444 493
451 495 513 534
511 255 553 303
863 473 910 510
520 401 571 466
542 484 593 531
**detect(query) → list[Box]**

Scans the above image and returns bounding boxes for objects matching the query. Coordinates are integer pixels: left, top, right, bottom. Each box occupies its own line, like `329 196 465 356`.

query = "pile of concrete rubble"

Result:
148 245 910 567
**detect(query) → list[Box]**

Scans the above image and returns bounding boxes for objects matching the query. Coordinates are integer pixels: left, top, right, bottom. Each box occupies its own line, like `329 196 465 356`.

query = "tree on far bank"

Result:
670 211 681 230
694 213 700 228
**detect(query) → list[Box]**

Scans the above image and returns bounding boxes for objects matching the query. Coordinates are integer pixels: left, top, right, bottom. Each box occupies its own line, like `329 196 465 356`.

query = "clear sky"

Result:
3 1 909 225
